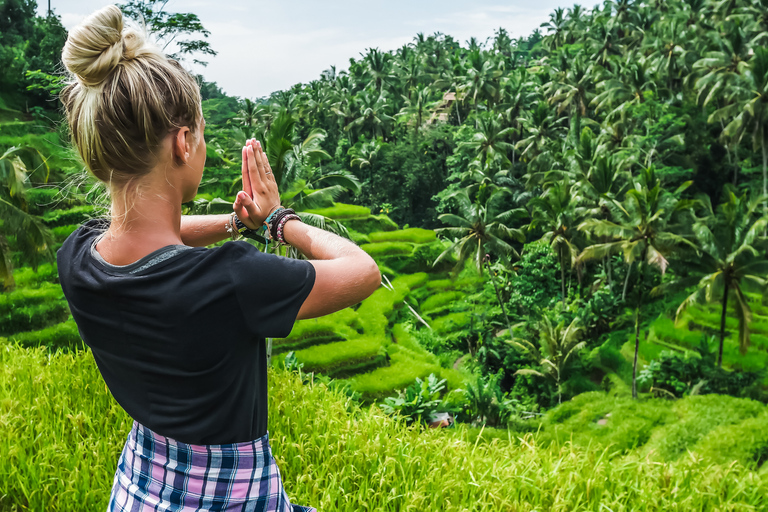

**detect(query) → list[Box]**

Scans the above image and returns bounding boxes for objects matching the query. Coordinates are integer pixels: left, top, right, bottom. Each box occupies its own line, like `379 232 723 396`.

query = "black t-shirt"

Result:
57 220 316 444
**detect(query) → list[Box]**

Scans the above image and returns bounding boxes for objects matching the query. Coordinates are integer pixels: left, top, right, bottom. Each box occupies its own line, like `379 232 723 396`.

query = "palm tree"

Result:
527 181 584 307
345 91 394 141
0 146 54 289
655 187 768 366
459 112 515 170
511 317 586 404
709 47 768 216
578 167 695 398
434 189 526 334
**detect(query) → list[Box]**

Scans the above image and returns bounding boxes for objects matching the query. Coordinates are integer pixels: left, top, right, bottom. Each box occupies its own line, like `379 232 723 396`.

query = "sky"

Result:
39 0 572 99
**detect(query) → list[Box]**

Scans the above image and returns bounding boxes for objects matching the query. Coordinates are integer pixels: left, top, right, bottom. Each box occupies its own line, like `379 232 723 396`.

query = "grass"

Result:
360 241 414 258
2 342 768 511
294 337 386 376
368 228 437 244
303 203 371 220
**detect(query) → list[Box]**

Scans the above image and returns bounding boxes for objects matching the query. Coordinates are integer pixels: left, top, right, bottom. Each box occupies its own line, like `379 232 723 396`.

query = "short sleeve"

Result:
227 241 316 338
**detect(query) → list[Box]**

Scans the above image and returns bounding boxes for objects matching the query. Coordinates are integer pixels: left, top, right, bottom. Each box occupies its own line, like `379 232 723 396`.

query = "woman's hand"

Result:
233 139 281 229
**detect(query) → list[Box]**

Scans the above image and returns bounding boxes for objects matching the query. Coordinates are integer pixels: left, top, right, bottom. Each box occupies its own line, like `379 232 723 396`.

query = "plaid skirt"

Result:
108 421 316 512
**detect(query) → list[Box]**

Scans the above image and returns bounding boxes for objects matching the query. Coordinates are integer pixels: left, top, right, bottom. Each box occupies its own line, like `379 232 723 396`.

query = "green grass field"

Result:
1 341 767 511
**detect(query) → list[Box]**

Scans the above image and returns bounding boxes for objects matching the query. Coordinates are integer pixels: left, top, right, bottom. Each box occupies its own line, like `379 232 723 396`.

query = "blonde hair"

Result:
60 5 202 188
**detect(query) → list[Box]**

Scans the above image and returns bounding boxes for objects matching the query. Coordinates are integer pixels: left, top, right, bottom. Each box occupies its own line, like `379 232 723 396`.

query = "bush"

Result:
381 373 447 424
507 241 560 316
637 346 764 399
432 312 470 335
368 228 436 245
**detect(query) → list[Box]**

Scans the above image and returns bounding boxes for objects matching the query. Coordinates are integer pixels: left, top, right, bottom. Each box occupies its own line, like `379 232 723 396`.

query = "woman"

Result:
56 5 380 511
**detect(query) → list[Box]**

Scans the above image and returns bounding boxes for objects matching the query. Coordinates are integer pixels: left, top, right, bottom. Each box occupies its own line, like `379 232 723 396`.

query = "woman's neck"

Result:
96 172 186 266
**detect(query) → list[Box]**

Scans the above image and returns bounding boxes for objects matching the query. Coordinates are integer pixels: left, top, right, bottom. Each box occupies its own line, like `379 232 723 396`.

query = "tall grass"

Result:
2 342 767 511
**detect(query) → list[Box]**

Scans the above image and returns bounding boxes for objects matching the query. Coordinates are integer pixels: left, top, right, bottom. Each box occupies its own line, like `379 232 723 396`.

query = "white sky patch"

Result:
41 0 568 99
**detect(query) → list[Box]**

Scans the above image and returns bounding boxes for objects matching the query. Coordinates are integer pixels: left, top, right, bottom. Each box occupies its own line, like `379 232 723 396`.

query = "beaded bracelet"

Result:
275 213 301 245
269 208 297 239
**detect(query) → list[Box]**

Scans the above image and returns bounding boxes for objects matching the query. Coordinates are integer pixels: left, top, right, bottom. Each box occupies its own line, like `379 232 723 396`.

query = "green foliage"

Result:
381 373 447 424
507 241 560 316
694 412 768 470
637 346 764 399
41 205 97 228
461 371 518 427
293 338 387 377
9 318 83 351
360 241 414 258
642 395 766 461
303 203 371 219
368 228 437 244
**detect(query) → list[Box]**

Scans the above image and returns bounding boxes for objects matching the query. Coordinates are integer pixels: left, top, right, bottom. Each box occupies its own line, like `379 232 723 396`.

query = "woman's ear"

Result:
173 127 192 163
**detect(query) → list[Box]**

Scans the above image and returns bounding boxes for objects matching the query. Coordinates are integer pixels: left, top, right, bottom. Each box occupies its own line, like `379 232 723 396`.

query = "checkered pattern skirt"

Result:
108 421 316 512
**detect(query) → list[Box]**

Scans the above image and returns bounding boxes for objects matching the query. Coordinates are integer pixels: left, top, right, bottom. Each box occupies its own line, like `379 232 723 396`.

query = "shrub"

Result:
381 373 447 424
368 228 436 245
303 203 371 220
637 346 764 399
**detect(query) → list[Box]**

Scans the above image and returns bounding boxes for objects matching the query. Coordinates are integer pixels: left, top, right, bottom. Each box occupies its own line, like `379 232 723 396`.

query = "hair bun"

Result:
62 5 129 87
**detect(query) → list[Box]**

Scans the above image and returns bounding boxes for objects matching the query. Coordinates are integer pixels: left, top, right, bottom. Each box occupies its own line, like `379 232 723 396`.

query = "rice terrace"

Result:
1 0 768 510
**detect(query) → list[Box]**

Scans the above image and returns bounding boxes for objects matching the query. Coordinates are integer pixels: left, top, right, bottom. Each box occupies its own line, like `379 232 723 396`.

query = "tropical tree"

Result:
511 316 586 404
709 47 768 215
656 187 768 366
527 181 584 307
0 146 54 289
434 188 526 333
578 167 695 398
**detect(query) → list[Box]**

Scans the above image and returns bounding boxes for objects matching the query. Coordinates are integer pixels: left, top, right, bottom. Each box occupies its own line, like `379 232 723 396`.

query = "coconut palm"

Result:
434 188 526 274
578 167 695 398
527 181 585 307
655 187 768 366
709 47 768 216
434 188 526 335
511 317 586 404
0 146 54 289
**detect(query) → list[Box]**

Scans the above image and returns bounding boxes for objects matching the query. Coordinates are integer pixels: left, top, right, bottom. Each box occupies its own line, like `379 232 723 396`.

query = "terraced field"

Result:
625 291 768 382
277 203 474 399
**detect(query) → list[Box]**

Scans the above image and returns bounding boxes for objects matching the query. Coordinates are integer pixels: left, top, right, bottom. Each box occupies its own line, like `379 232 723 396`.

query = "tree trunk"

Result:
762 136 767 221
718 284 729 368
622 262 632 302
485 257 513 338
560 247 566 310
632 260 644 400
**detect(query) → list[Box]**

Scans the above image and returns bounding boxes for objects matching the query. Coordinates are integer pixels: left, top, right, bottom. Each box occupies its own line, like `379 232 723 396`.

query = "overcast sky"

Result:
40 0 574 99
